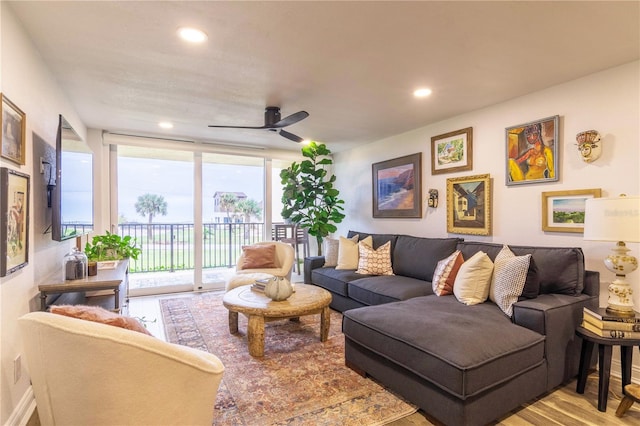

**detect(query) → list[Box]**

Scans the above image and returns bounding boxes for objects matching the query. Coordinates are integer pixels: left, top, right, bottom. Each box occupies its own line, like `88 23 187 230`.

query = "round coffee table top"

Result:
222 283 332 318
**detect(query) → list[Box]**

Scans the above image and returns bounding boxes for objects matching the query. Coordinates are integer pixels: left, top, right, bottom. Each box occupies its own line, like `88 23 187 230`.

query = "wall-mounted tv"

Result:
51 115 94 241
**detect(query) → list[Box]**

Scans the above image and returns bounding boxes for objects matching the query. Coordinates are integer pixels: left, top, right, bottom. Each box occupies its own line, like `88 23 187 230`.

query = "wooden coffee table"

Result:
222 283 332 357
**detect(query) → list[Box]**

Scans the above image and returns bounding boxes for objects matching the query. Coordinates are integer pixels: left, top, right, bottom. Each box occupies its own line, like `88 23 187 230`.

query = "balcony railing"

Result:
118 222 265 273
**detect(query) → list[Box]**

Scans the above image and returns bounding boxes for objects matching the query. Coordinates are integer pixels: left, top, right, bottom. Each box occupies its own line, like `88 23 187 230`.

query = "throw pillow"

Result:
50 305 152 335
453 251 494 306
323 237 340 267
432 250 464 296
520 256 540 299
241 244 277 269
356 241 394 275
490 245 531 317
336 235 371 270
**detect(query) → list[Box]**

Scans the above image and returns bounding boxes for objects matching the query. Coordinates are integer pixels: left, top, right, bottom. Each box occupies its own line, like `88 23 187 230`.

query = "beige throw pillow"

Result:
323 237 340 267
453 251 494 305
336 235 372 270
432 250 464 296
356 240 394 275
490 245 531 317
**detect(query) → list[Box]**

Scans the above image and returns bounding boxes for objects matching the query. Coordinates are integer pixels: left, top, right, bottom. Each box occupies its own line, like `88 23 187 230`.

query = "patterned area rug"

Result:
160 292 417 425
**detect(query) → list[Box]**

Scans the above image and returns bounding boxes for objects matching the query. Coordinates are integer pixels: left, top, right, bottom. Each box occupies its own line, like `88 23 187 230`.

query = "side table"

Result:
575 326 640 412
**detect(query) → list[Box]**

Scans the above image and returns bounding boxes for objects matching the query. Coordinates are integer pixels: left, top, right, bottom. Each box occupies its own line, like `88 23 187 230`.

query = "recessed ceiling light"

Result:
177 27 208 43
413 88 432 98
158 122 174 129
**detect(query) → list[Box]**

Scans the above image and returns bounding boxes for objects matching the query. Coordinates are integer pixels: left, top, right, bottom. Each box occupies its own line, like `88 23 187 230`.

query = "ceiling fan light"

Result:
177 27 208 43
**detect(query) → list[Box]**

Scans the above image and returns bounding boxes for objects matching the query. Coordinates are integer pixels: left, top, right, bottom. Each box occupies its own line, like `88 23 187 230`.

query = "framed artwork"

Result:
541 188 601 233
446 174 491 235
1 94 26 165
431 127 473 175
506 115 559 186
1 168 30 276
372 153 422 218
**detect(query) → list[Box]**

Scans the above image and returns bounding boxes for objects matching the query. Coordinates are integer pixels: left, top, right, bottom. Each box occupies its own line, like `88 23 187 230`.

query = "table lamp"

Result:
584 195 640 316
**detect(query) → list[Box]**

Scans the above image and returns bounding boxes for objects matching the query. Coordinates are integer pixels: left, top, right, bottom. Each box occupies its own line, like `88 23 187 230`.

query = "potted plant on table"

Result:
84 231 142 264
280 141 345 256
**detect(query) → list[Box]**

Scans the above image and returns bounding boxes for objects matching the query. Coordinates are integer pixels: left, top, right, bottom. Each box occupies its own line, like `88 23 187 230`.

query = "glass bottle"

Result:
63 247 88 280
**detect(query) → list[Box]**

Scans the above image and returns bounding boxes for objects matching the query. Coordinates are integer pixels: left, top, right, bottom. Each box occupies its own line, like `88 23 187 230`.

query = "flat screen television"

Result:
51 115 94 241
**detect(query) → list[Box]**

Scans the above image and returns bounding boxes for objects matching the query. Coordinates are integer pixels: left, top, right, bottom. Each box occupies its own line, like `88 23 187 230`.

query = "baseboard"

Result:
610 358 640 384
5 386 36 426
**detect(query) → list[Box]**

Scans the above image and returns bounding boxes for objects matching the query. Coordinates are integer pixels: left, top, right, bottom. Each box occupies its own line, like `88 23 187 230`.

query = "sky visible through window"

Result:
118 156 270 224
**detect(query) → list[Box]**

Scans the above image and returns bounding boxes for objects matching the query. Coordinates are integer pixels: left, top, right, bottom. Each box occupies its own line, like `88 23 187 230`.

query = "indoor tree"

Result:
280 141 345 255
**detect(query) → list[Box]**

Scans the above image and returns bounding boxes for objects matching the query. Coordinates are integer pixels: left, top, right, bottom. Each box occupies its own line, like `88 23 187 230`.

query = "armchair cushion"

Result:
50 304 151 335
241 244 277 269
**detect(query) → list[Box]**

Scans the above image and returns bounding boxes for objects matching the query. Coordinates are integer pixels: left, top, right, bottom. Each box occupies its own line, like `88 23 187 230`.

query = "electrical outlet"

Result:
14 354 22 384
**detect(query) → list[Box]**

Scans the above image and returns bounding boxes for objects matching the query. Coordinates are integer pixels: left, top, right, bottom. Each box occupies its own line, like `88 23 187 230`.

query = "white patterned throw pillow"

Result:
356 241 394 275
490 245 531 317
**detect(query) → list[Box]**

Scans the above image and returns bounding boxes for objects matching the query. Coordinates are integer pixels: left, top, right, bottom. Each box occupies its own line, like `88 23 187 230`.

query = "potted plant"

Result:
84 231 142 262
280 141 345 255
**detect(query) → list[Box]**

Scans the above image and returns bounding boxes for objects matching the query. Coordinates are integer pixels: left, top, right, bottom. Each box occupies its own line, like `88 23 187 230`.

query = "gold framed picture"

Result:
541 188 601 233
446 174 491 236
1 167 30 277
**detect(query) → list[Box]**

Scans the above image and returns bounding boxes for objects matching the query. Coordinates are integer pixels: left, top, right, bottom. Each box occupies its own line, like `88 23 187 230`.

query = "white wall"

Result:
0 4 84 424
334 60 640 371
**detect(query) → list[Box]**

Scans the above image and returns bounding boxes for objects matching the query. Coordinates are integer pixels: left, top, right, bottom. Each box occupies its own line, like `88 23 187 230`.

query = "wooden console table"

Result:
39 260 129 313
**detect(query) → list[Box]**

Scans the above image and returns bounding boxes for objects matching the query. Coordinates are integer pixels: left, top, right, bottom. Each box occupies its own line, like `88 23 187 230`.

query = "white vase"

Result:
264 276 293 301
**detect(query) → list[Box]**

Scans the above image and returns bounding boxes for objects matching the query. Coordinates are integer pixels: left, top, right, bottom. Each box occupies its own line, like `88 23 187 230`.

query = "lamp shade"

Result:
584 196 640 243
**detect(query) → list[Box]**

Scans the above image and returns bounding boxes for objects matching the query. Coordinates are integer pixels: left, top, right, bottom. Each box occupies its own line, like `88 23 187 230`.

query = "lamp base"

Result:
606 276 635 316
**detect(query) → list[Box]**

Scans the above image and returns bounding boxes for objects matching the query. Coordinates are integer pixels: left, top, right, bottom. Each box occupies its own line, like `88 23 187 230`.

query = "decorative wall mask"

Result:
576 130 602 163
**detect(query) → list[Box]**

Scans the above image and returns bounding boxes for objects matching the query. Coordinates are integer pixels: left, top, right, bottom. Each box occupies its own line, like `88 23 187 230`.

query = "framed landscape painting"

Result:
431 127 472 175
1 94 26 166
541 188 601 233
1 167 30 277
372 153 422 218
446 174 491 235
506 115 559 186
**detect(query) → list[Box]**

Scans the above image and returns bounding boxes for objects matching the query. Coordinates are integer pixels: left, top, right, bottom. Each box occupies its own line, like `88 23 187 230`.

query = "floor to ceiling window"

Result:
112 140 292 296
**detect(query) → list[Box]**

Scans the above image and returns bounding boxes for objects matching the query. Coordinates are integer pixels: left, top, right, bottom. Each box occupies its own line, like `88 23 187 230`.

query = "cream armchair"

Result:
226 241 295 291
19 311 224 426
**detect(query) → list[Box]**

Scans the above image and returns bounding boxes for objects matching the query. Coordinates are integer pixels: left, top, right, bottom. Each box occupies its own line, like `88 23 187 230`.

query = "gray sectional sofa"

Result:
303 231 599 426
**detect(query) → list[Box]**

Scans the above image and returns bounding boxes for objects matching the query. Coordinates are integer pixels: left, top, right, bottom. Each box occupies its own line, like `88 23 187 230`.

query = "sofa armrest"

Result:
303 256 325 284
582 270 600 297
512 292 598 387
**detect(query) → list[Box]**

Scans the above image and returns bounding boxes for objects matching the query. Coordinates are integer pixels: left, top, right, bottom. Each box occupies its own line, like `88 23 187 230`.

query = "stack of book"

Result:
251 278 271 292
582 307 640 339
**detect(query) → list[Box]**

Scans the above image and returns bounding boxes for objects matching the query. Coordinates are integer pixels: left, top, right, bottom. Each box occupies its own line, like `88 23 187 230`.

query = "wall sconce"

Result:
428 189 438 208
576 130 602 163
41 160 56 208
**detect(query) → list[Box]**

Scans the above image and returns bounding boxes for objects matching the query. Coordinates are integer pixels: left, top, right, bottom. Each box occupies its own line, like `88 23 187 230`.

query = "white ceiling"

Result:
7 1 640 153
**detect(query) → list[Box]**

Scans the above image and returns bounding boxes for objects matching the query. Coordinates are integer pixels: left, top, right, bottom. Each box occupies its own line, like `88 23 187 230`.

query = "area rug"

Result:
160 292 417 425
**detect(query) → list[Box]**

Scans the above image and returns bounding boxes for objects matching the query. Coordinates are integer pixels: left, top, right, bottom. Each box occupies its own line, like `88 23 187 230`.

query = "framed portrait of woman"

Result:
505 116 559 186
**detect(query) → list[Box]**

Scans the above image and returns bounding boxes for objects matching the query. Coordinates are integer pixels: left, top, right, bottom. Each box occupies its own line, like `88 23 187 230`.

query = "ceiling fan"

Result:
208 106 309 143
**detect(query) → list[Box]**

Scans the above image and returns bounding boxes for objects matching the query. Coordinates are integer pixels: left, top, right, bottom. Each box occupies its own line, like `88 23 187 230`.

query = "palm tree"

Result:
236 198 262 223
135 193 168 241
218 193 238 222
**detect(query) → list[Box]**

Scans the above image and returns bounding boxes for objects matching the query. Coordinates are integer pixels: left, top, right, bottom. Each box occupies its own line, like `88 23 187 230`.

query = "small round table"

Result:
222 284 332 357
575 326 640 412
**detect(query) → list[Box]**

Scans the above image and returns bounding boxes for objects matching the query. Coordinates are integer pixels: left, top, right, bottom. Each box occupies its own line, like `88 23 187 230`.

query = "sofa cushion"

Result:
342 296 545 399
357 241 394 276
432 250 464 296
348 275 433 306
456 241 585 296
392 236 461 281
520 256 540 300
347 231 398 258
311 267 372 297
453 251 494 306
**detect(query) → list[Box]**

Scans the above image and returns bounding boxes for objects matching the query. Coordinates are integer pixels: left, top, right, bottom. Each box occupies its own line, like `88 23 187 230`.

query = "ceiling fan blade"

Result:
272 111 309 128
279 129 304 143
208 124 268 129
